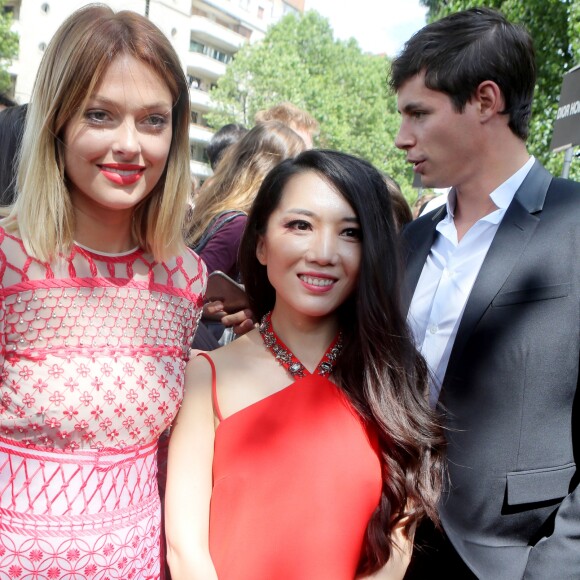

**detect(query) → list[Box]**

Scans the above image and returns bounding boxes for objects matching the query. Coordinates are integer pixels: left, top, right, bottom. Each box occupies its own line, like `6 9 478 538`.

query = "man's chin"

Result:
419 175 449 190
417 174 434 188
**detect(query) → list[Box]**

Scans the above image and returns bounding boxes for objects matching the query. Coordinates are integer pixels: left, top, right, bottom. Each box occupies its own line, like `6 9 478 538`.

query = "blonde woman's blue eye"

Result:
147 114 169 127
86 110 108 123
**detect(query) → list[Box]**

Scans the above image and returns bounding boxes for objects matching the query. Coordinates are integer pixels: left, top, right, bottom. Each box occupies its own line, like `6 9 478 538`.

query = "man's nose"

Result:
394 120 413 150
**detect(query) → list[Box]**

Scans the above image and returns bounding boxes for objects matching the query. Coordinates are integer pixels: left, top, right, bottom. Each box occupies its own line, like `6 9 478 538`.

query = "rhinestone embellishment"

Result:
258 312 343 379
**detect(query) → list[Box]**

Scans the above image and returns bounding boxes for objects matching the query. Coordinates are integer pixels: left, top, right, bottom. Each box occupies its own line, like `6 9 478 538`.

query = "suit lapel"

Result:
444 162 552 375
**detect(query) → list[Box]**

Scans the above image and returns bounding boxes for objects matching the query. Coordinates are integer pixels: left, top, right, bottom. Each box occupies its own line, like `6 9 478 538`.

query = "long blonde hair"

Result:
3 4 191 263
187 121 305 245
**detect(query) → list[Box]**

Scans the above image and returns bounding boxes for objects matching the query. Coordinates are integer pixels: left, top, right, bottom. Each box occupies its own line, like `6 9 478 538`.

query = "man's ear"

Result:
475 80 504 122
256 236 267 265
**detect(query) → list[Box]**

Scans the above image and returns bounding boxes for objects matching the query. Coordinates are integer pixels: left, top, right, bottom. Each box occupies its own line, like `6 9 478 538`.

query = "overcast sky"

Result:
303 0 428 56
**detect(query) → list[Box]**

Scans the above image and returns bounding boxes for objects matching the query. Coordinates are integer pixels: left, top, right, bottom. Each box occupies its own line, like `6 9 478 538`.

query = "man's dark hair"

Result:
389 7 536 140
206 123 248 169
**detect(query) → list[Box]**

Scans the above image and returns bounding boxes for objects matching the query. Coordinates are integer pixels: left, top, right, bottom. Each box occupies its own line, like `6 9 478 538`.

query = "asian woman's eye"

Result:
342 227 362 239
285 219 311 231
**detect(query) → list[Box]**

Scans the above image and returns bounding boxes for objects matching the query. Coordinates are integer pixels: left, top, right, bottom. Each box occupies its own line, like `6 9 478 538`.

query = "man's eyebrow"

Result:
399 101 425 114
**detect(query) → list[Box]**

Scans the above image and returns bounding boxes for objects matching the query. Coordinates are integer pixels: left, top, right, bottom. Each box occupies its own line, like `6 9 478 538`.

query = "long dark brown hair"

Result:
239 150 445 575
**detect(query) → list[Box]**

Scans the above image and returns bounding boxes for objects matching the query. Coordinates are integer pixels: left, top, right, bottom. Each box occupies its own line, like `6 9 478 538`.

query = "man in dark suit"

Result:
391 8 580 579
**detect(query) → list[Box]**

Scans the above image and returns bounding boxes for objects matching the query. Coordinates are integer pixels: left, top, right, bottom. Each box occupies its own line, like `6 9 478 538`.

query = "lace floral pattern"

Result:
0 228 206 579
0 440 162 578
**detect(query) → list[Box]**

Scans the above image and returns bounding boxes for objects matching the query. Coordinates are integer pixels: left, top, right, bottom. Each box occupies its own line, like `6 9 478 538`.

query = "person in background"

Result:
410 191 437 219
255 101 319 148
0 5 205 577
417 190 448 218
0 93 17 111
391 7 580 579
0 103 28 205
205 123 248 171
166 149 445 580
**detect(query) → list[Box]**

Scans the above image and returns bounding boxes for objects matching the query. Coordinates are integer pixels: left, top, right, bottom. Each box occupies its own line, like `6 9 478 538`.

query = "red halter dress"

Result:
204 313 383 580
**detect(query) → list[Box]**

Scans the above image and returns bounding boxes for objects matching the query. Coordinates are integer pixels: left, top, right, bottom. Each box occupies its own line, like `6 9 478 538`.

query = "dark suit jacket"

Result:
402 161 580 579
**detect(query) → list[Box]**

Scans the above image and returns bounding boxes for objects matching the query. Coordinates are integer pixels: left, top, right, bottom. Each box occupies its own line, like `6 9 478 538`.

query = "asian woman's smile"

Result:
256 171 361 322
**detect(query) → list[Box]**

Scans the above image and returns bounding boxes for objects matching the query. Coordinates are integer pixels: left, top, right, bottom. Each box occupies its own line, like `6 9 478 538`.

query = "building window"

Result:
211 48 232 64
190 111 210 127
239 0 250 10
3 1 21 20
188 75 202 89
190 37 233 65
257 6 264 19
282 2 299 16
190 143 208 164
190 40 205 54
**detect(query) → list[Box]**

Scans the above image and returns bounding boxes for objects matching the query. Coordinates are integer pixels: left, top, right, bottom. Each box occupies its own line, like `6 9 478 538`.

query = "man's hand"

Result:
203 301 255 335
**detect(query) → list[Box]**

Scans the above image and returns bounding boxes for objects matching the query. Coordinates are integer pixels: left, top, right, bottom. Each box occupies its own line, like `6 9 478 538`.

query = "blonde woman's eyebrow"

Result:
87 95 172 111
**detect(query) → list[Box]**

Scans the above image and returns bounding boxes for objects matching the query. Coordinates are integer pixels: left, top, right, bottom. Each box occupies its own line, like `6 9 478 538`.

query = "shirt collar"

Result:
445 156 535 221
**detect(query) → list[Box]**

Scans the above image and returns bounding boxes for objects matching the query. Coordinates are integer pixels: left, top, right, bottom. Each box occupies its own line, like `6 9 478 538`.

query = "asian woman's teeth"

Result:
299 275 334 287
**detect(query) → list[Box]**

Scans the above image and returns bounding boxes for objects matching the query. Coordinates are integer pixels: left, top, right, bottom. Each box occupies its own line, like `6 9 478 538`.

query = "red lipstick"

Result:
99 164 145 186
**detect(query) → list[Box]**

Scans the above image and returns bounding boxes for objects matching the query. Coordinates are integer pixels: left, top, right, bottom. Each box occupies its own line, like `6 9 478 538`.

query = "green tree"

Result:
0 0 19 95
420 0 580 180
207 11 417 201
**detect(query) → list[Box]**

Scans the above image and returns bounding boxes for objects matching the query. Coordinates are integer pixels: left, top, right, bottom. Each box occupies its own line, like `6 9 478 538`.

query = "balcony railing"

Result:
186 52 226 81
189 124 214 144
190 15 246 53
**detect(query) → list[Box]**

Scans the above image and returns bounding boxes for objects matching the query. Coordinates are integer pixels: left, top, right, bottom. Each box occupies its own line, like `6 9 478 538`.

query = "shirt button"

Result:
429 324 438 334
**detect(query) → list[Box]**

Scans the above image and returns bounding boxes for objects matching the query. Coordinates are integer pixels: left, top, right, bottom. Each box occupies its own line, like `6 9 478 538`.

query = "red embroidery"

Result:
0 229 206 578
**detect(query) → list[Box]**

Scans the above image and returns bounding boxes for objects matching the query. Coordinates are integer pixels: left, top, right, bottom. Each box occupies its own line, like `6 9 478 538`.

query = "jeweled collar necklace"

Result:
258 311 343 379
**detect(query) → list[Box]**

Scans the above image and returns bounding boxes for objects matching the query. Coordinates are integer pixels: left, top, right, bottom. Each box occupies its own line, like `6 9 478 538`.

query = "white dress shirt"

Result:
408 157 535 406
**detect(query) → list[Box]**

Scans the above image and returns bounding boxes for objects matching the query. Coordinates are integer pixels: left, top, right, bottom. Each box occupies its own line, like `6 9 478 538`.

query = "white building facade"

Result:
4 0 303 179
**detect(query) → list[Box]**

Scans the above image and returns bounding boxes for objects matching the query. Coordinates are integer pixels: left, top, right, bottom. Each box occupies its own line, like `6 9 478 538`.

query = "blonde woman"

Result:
0 5 205 577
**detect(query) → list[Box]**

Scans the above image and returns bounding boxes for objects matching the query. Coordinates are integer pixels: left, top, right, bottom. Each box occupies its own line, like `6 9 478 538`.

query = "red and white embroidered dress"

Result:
0 227 205 580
